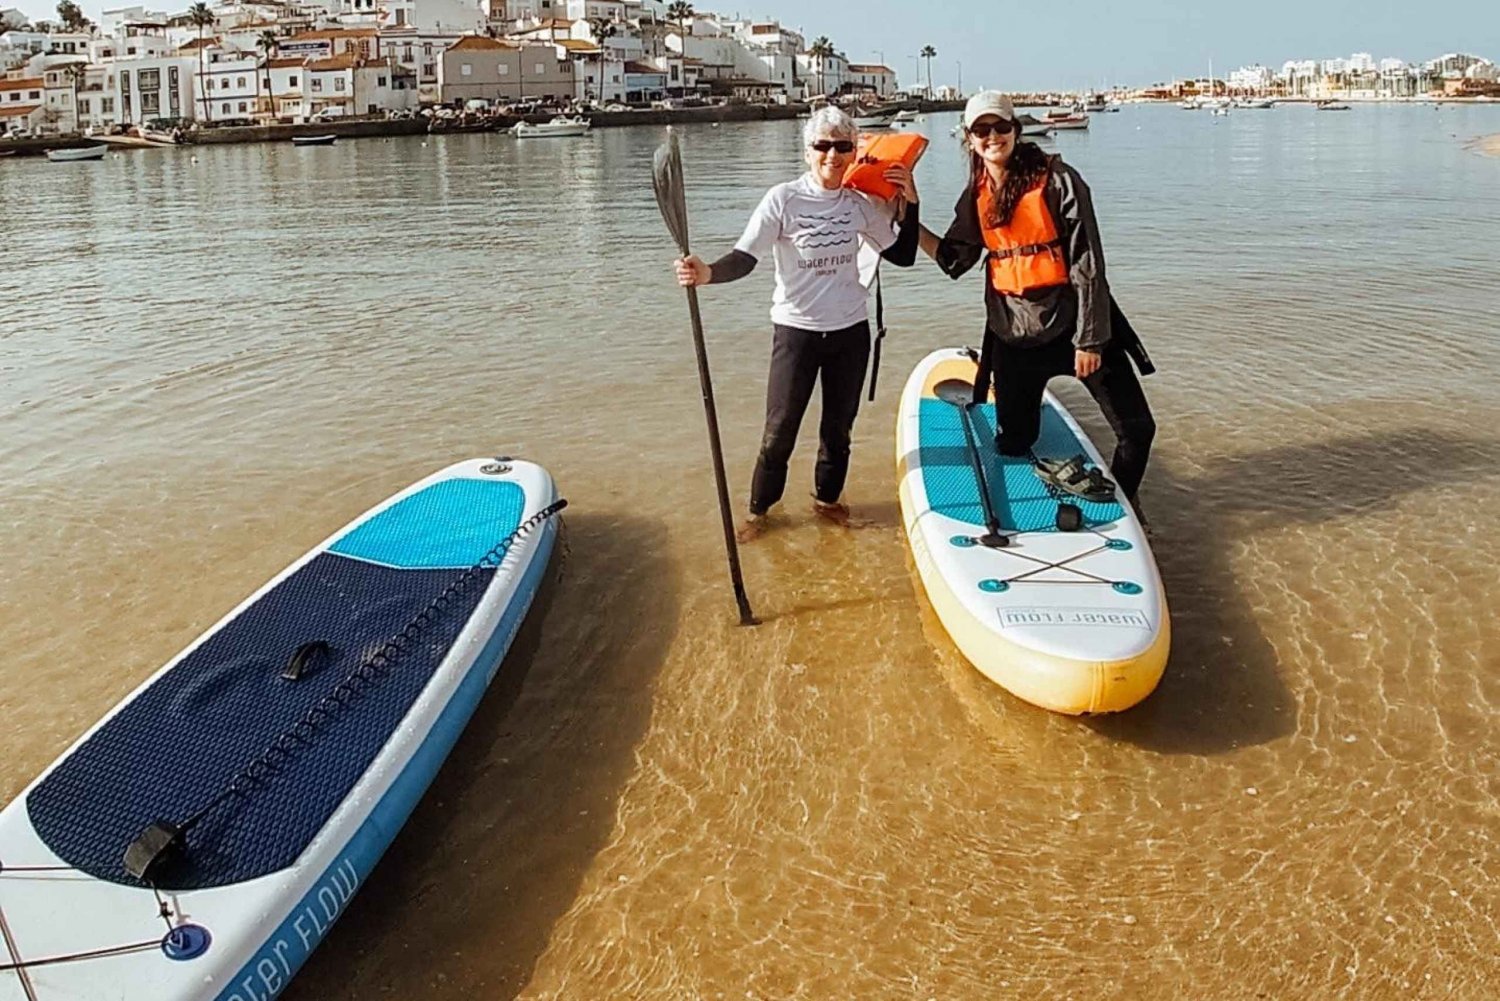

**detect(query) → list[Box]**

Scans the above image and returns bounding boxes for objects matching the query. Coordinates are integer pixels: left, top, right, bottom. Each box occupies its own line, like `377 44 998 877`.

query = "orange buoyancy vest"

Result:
842 132 929 201
977 169 1069 295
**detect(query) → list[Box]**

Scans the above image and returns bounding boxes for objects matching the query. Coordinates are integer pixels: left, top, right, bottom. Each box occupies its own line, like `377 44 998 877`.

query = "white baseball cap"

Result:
963 91 1016 128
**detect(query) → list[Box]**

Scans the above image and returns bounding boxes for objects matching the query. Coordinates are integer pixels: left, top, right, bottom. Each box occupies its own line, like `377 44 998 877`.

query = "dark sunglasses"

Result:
809 139 856 154
967 120 1017 139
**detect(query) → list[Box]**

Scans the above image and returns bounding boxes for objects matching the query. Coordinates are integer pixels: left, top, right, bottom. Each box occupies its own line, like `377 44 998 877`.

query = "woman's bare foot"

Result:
811 499 853 526
736 515 768 544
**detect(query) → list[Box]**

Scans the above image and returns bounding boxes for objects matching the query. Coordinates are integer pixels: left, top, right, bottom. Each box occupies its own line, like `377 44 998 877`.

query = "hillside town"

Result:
1 0 1496 141
0 0 912 137
1146 51 1500 102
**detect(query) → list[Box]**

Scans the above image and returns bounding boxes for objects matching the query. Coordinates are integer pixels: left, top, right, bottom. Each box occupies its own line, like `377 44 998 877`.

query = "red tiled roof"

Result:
178 36 221 51
287 28 377 42
449 36 512 51
0 103 41 116
268 57 305 68
306 52 360 71
0 76 43 92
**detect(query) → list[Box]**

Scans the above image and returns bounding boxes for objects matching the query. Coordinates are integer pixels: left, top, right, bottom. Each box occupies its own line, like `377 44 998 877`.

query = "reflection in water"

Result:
2 107 1499 998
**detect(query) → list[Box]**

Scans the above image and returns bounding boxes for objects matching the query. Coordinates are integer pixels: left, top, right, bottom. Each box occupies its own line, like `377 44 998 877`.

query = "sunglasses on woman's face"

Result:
809 139 856 154
967 120 1017 139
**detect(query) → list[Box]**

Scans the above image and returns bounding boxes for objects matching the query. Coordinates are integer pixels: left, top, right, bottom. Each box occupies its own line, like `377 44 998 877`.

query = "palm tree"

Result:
920 45 936 98
666 1 693 55
256 30 278 122
187 2 213 123
56 0 89 32
809 36 835 98
65 61 85 133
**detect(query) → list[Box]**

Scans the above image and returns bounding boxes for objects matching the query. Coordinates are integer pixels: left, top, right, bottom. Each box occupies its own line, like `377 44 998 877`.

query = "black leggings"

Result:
749 321 871 515
993 334 1157 500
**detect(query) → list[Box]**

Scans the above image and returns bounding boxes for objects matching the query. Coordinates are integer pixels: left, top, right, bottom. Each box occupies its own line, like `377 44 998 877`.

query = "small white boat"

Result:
511 115 591 138
1315 101 1351 111
894 109 922 123
852 110 897 129
46 144 108 161
1020 122 1056 138
1238 97 1275 109
291 134 337 146
1043 111 1090 131
1178 98 1201 110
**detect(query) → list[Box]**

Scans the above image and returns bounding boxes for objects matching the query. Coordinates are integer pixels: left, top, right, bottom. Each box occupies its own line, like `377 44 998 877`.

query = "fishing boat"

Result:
291 134 337 146
46 145 108 162
511 115 591 138
894 109 923 123
1020 122 1056 138
1042 110 1090 131
1238 97 1276 109
1082 94 1108 112
852 110 898 129
1315 100 1351 111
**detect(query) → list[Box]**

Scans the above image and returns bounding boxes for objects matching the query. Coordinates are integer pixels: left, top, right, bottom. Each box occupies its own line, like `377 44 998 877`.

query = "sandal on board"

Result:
1033 454 1118 504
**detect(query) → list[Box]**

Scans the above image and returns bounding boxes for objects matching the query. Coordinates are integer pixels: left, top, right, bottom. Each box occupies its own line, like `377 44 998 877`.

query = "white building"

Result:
115 55 198 124
1229 64 1272 91
1348 52 1375 73
0 72 44 132
199 47 261 121
845 62 895 98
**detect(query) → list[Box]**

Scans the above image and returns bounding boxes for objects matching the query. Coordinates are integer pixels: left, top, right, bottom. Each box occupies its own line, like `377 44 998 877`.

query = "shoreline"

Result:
2 95 1493 157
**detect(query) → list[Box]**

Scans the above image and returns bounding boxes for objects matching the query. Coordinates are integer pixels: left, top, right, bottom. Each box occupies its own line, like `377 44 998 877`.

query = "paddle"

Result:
652 129 759 627
933 378 1009 549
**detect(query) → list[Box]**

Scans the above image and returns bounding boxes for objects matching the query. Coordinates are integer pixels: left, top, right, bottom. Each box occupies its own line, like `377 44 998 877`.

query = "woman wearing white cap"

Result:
917 91 1157 515
674 106 921 542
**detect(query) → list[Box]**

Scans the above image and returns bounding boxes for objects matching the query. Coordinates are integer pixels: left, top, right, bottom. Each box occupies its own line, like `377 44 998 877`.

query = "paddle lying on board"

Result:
652 128 759 627
933 378 1009 549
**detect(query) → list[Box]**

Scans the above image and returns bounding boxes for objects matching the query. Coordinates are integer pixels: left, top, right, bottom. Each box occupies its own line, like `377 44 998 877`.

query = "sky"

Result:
6 0 1497 91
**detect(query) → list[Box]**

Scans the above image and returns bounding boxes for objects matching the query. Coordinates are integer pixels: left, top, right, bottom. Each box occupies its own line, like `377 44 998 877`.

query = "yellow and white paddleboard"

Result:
896 348 1169 714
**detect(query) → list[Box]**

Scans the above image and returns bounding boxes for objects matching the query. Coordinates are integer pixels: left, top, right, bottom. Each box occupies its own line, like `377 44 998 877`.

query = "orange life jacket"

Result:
977 165 1068 295
842 131 929 201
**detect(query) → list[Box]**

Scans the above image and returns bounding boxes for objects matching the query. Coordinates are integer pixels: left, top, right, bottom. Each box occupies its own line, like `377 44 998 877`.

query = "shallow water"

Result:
2 104 1499 998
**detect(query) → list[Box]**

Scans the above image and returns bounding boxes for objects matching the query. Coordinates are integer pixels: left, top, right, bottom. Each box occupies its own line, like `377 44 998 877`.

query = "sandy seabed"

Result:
1467 132 1500 156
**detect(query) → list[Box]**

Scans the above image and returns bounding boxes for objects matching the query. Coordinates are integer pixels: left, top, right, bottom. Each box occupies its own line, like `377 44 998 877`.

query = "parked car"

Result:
313 108 347 123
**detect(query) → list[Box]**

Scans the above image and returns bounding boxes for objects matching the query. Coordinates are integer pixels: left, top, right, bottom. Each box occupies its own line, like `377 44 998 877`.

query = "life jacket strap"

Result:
987 239 1063 262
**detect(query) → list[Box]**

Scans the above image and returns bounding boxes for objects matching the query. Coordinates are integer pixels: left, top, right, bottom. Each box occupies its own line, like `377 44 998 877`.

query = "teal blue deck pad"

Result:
331 479 525 569
917 399 1125 532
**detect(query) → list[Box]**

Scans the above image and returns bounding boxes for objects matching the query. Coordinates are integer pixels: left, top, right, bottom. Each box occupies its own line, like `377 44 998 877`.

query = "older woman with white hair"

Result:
674 106 921 542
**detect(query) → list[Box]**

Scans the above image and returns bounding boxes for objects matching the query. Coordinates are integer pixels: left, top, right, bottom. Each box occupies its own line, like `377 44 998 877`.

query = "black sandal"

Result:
1033 454 1117 504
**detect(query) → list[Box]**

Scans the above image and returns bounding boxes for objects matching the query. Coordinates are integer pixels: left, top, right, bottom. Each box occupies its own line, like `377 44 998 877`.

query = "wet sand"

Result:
1468 133 1500 156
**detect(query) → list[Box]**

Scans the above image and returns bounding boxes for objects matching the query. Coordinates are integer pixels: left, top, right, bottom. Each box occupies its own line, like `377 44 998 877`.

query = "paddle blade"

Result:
933 378 976 406
652 129 691 254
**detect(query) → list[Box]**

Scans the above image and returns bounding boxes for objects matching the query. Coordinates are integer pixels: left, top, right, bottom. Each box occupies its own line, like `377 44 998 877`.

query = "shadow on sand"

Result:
285 513 679 1000
1085 424 1498 754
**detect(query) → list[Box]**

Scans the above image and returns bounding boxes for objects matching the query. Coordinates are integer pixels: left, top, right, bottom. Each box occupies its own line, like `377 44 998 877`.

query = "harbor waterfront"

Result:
3 104 1500 998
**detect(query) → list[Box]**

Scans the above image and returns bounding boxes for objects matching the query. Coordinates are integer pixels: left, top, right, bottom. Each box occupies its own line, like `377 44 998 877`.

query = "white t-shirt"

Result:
734 173 898 332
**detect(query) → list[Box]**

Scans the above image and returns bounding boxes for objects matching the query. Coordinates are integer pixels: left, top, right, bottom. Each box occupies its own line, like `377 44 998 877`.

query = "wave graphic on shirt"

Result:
792 213 857 251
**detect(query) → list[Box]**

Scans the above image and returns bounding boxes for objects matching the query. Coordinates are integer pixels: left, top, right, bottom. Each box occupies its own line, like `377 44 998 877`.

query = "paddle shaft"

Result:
957 402 1005 540
683 284 758 626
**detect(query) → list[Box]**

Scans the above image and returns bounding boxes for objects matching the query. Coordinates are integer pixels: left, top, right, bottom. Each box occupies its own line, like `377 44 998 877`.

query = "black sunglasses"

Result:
809 139 856 153
967 120 1017 139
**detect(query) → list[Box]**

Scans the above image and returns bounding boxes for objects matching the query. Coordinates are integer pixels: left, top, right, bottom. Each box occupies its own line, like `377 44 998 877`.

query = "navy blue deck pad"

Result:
28 552 495 889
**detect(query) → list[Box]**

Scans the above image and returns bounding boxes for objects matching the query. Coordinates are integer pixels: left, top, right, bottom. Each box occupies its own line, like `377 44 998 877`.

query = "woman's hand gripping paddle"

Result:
652 129 759 626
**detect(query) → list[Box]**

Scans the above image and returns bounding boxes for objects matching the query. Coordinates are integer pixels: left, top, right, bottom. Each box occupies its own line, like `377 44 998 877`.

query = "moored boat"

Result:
46 145 108 162
291 134 338 146
852 109 898 129
1042 110 1090 130
511 115 591 138
1315 100 1351 111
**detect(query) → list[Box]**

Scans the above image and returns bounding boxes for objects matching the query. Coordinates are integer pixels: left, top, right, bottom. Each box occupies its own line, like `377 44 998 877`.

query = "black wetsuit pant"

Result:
749 321 871 515
993 333 1156 500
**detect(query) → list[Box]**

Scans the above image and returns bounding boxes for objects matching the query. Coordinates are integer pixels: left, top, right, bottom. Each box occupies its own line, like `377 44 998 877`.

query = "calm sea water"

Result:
2 105 1499 999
